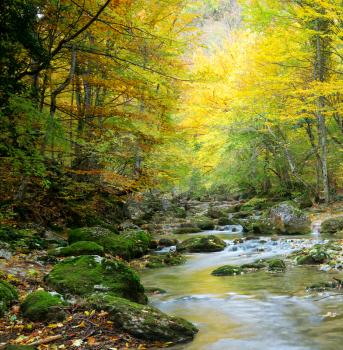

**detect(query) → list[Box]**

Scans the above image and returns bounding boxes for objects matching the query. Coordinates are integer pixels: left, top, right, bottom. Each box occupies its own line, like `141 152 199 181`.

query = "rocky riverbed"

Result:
1 197 343 349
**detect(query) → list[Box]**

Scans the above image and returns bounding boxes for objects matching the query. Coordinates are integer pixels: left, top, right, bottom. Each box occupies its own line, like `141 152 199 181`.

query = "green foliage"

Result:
0 96 47 179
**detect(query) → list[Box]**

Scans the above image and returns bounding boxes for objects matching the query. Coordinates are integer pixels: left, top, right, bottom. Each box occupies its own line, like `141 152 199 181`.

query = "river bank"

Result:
0 197 343 349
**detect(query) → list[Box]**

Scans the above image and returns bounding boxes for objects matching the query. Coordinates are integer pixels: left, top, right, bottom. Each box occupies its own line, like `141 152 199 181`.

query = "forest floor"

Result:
0 252 166 350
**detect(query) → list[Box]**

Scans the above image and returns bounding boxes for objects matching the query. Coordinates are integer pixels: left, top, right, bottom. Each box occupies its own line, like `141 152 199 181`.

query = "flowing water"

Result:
142 228 343 350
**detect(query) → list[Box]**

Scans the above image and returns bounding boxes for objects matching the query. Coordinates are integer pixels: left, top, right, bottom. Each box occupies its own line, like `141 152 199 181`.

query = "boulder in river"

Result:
45 255 147 304
87 293 198 343
267 258 286 271
158 237 178 247
176 235 226 253
145 252 187 268
217 217 237 226
321 216 343 234
173 223 201 234
211 265 243 276
296 245 330 265
194 216 215 230
269 202 310 234
68 227 151 259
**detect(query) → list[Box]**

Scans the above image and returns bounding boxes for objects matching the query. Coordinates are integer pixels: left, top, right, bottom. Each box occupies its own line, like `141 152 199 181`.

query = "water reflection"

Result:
142 235 343 350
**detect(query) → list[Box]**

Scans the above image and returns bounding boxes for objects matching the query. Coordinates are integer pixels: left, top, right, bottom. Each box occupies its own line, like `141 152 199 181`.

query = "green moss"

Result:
307 281 340 291
173 228 199 235
48 241 104 257
68 227 151 260
45 255 147 304
194 217 215 230
296 246 330 265
0 280 18 315
211 265 243 276
145 252 187 269
296 255 315 265
206 207 225 219
321 216 343 234
241 197 271 211
241 260 267 269
173 226 201 234
21 291 66 322
266 259 286 271
87 293 198 342
177 235 226 253
174 207 187 218
158 238 178 247
217 217 237 226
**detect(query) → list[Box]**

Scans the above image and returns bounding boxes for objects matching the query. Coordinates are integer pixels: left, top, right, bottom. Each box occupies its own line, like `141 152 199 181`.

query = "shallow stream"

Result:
142 229 343 350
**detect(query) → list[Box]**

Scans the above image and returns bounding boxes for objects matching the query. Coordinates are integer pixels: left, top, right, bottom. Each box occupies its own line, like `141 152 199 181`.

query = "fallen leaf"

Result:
71 339 83 347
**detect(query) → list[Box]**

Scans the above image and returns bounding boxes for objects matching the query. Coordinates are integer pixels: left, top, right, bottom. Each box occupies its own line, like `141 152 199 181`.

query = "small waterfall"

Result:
311 221 321 236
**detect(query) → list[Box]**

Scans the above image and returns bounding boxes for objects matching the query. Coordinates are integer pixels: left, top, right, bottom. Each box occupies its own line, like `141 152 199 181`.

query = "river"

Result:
141 228 343 350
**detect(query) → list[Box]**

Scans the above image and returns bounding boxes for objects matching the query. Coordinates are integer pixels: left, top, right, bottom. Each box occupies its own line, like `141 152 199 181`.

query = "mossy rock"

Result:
266 259 286 271
269 202 310 234
45 255 147 304
176 235 226 253
158 238 178 247
48 241 104 257
307 281 341 292
296 246 330 265
211 265 243 276
296 255 316 265
0 280 18 315
21 291 66 322
68 227 151 260
194 217 215 230
173 226 201 234
206 207 225 219
145 252 186 268
232 211 251 219
225 204 242 213
241 197 271 211
241 260 268 269
321 216 343 234
242 217 278 235
87 293 198 342
217 217 237 226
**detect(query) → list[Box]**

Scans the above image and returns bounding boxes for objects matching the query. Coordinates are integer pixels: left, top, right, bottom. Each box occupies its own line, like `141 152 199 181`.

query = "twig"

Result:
27 334 63 346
